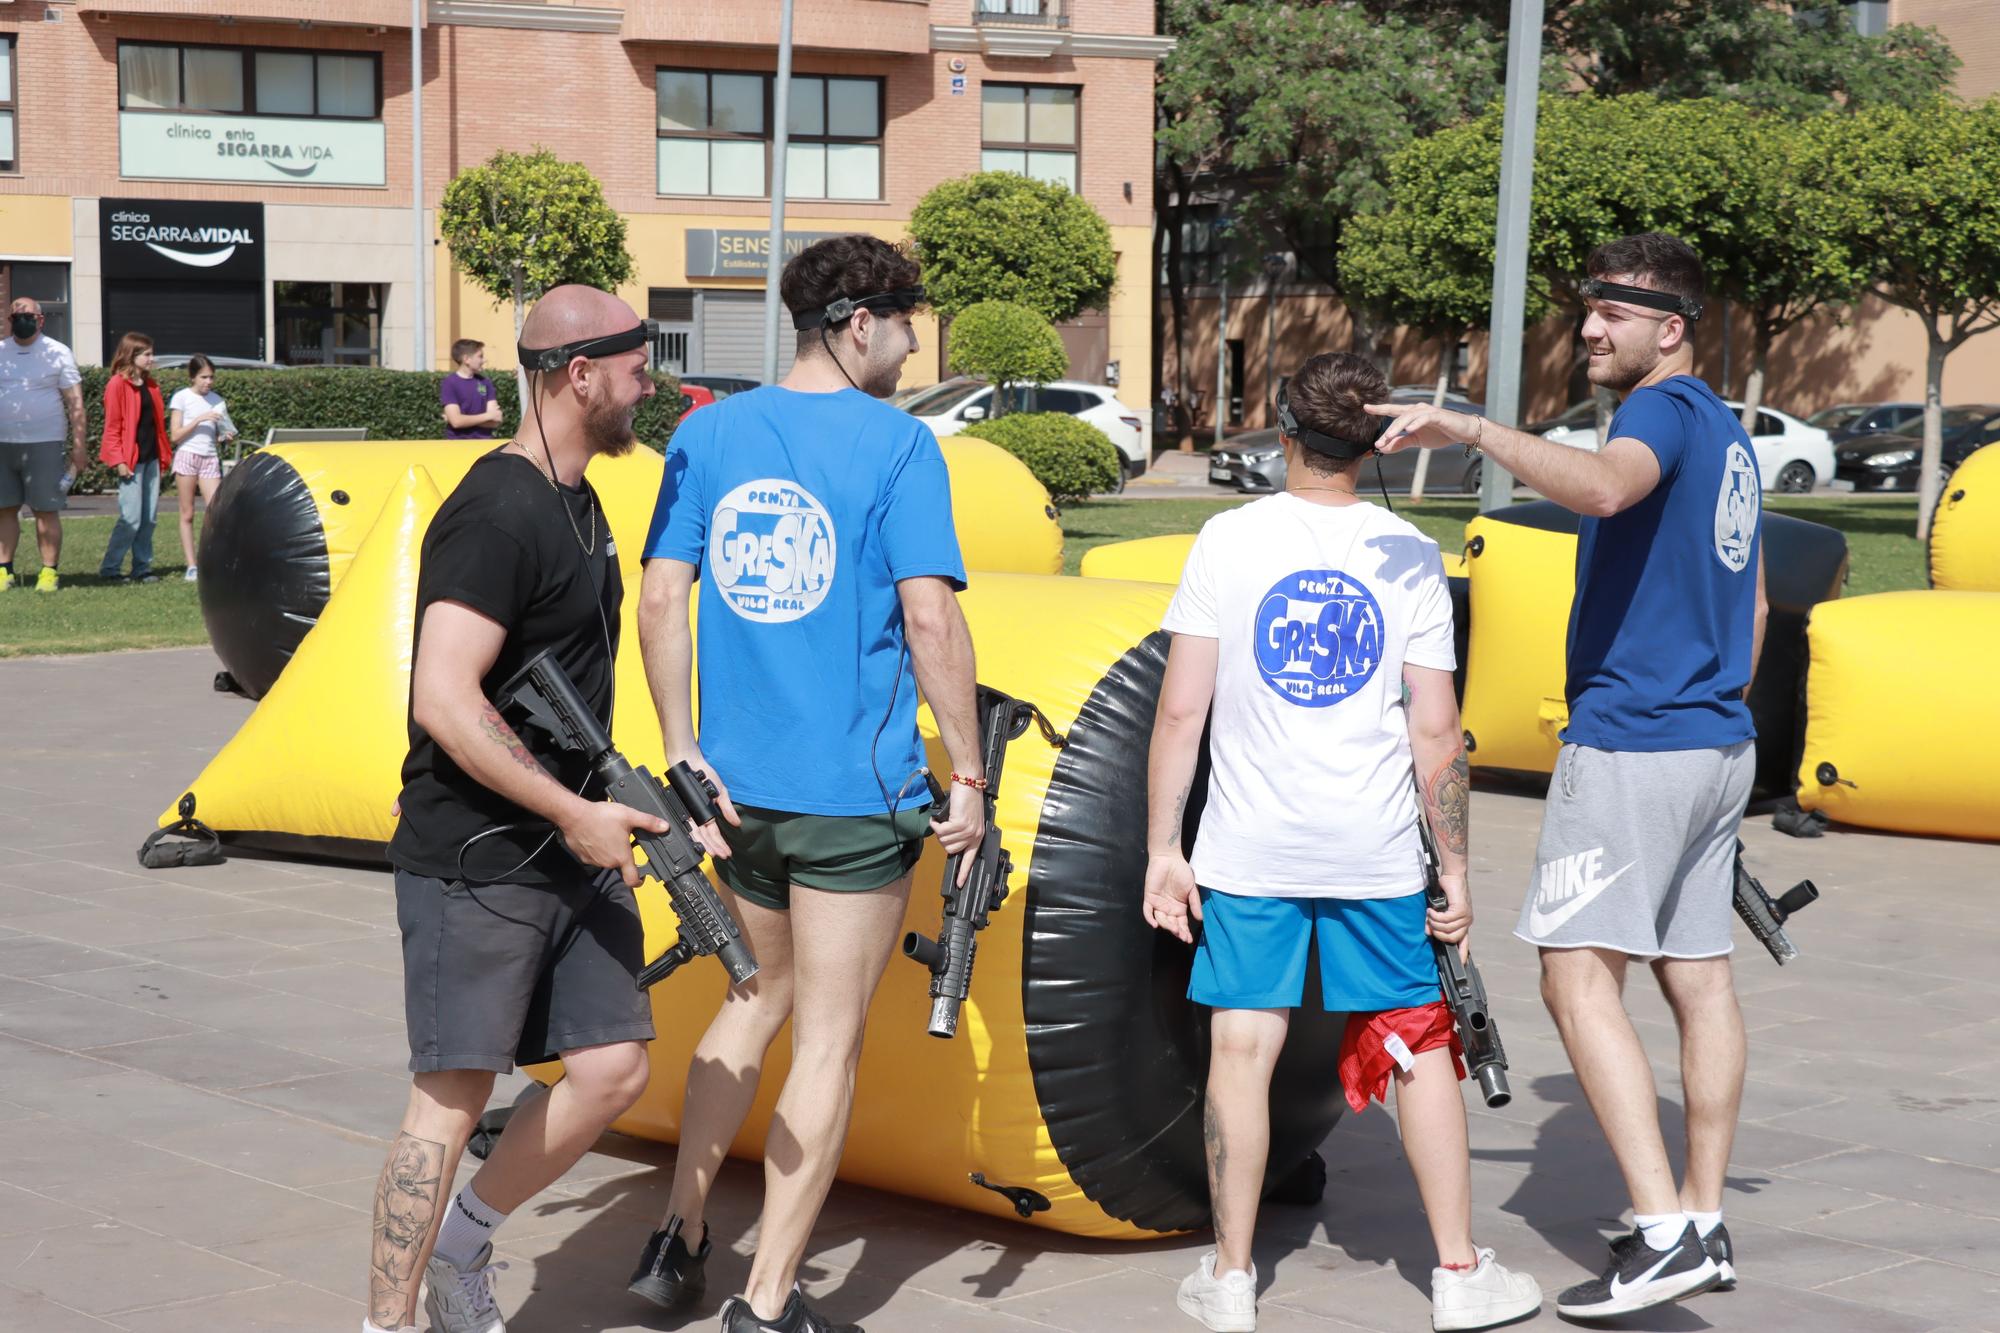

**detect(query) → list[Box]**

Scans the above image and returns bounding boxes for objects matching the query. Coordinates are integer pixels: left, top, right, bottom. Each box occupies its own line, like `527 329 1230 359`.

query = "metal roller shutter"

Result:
104 280 263 362
700 291 794 381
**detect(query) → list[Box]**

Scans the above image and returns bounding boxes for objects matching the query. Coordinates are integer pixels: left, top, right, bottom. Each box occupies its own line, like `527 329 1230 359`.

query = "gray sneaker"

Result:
423 1242 508 1333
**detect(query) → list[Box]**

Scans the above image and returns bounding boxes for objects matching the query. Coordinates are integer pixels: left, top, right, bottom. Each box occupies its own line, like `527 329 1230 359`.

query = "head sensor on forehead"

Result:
1580 277 1703 322
517 320 658 372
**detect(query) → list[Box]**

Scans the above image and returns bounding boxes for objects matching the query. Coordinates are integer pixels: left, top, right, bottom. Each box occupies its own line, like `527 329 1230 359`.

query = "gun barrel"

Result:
927 994 962 1039
1475 1063 1511 1108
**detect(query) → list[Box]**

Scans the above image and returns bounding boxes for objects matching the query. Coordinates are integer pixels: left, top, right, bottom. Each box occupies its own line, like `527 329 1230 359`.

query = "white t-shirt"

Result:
1161 493 1458 899
168 387 232 456
0 334 82 445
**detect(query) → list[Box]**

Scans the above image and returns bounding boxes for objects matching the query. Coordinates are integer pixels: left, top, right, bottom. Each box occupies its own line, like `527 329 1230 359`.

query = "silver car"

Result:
1209 390 1487 495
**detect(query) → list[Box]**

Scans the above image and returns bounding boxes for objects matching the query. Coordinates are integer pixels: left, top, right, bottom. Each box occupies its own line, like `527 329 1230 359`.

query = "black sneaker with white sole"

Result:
1556 1223 1720 1321
1703 1223 1736 1291
629 1223 710 1310
719 1289 860 1333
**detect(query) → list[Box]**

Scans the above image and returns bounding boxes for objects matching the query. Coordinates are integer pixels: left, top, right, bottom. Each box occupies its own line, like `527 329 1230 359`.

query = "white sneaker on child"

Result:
1432 1247 1542 1331
1177 1251 1257 1331
423 1241 508 1333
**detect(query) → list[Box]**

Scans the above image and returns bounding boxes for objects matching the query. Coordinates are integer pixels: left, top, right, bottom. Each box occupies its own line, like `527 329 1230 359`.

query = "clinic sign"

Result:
119 112 387 188
685 229 845 278
100 198 265 283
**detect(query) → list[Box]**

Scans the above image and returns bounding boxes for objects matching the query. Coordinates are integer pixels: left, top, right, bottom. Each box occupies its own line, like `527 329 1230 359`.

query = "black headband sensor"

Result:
1276 386 1389 461
791 286 927 331
517 320 658 372
1580 277 1703 322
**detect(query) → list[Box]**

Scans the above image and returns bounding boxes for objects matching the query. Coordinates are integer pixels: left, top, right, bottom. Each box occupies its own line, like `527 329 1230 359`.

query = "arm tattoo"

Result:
370 1132 446 1327
477 700 545 778
1203 1089 1228 1253
1426 748 1471 858
1171 780 1192 842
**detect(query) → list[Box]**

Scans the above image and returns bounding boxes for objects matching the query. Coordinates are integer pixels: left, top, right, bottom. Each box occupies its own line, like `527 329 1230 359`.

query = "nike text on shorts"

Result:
1515 741 1754 959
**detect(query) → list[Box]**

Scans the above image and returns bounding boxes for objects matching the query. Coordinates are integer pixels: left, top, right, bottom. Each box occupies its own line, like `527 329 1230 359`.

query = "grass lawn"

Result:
3 496 1930 657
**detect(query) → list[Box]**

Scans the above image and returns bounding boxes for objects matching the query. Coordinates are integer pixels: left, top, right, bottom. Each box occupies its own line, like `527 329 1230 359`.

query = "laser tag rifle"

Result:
1732 841 1819 965
902 686 1064 1039
1415 810 1511 1108
496 649 758 990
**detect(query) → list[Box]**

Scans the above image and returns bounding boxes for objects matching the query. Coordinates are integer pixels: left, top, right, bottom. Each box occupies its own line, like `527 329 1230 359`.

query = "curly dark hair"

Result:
1284 351 1389 476
781 234 923 355
1586 232 1705 307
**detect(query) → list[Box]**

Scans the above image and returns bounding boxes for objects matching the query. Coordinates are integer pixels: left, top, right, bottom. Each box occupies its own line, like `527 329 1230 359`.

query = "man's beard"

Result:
581 384 638 456
856 348 902 399
1585 341 1657 393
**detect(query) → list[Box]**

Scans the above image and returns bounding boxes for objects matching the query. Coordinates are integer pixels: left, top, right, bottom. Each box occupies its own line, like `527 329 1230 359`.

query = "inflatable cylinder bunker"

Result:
166 566 1348 1237
1458 502 1847 795
1796 590 2000 841
1079 533 1473 701
196 436 1064 699
1929 444 2000 592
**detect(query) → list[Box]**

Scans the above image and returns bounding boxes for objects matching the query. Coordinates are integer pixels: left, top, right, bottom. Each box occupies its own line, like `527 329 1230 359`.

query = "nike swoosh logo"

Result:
1608 1244 1683 1299
1528 860 1635 938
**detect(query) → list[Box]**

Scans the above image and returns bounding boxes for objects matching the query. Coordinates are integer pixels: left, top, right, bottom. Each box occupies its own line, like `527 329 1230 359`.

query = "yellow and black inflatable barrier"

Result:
197 437 1062 698
1459 501 1846 796
1929 443 2000 592
1797 590 2000 841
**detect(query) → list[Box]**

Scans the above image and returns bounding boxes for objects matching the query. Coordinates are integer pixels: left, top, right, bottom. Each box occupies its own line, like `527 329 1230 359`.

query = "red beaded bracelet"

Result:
950 772 989 790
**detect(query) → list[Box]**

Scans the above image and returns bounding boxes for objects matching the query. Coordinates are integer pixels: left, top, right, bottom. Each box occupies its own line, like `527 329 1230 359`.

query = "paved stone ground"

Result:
1 646 1996 1332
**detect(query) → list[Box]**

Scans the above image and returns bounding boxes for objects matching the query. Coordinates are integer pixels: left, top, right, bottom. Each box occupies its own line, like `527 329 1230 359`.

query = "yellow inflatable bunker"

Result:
1796 590 2000 841
1459 502 1846 795
197 436 1062 698
169 562 1348 1236
1078 533 1198 583
1929 443 2000 592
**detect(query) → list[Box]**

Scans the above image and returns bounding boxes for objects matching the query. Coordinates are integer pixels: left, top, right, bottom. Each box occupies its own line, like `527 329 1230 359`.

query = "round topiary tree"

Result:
945 300 1068 415
908 171 1118 323
962 411 1122 504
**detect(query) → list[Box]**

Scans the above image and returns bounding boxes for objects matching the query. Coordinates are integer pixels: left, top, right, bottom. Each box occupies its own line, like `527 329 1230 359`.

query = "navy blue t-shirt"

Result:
1563 375 1762 752
644 386 966 815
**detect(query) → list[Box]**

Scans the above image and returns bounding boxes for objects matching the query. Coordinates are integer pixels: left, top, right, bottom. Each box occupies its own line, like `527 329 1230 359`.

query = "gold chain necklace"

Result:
512 440 596 556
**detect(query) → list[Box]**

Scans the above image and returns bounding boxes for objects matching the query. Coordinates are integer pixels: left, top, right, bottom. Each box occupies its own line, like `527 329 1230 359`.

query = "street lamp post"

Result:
1479 0 1545 512
761 0 797 383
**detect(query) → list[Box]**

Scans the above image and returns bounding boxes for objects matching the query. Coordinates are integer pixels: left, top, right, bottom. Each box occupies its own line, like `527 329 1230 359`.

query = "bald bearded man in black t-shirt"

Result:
363 286 667 1333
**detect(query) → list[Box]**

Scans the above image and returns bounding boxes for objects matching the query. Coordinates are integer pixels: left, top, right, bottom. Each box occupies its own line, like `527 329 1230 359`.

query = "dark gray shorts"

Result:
0 440 67 512
394 867 655 1074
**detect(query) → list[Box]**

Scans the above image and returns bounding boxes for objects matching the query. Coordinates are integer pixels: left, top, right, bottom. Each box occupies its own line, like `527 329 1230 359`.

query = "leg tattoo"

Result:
371 1132 446 1326
1204 1089 1228 1254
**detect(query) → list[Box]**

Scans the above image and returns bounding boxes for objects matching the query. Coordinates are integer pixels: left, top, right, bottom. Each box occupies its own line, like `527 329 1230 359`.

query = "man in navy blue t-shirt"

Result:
631 235 986 1333
1365 233 1768 1320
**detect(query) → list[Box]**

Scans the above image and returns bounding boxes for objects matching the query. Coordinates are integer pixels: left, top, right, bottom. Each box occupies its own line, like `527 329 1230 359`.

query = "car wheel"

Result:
1775 460 1815 494
1106 463 1126 496
1459 458 1484 496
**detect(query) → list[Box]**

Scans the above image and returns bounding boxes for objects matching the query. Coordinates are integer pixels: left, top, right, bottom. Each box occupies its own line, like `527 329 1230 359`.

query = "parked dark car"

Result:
1209 428 1484 496
1833 405 2000 492
1807 401 1923 443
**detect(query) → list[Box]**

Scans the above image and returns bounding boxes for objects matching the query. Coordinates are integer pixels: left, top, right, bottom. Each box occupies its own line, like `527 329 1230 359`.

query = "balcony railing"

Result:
973 0 1070 29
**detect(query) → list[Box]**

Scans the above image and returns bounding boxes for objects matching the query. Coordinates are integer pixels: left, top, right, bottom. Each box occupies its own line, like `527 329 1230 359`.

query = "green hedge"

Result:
961 411 1121 504
71 366 683 493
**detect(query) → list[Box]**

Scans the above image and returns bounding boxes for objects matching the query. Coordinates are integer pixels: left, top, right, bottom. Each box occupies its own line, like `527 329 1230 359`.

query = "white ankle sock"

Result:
1634 1211 1689 1251
433 1179 508 1271
1687 1208 1723 1238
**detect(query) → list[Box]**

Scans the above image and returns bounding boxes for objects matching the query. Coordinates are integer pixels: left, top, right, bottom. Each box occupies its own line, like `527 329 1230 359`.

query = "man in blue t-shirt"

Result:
1364 233 1768 1320
631 235 985 1333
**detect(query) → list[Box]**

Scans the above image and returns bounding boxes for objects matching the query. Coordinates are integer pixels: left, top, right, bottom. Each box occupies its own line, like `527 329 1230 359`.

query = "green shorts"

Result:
717 803 933 910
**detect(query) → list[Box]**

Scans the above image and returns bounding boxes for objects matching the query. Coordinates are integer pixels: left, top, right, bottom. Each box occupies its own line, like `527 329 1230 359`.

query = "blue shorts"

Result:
1189 888 1439 1012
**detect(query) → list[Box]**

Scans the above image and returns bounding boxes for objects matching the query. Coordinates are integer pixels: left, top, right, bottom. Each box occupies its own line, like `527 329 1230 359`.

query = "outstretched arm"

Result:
1365 401 1663 518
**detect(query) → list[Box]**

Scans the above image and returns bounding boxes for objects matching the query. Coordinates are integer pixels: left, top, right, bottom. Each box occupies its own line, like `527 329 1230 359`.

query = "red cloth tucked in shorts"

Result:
1337 1000 1465 1115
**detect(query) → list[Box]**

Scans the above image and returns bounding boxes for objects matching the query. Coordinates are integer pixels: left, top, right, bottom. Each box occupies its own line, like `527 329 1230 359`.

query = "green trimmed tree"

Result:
944 301 1068 416
439 148 635 339
907 172 1117 323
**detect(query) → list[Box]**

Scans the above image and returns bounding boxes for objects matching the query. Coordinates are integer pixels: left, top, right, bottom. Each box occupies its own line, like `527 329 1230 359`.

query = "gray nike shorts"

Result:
1514 740 1754 959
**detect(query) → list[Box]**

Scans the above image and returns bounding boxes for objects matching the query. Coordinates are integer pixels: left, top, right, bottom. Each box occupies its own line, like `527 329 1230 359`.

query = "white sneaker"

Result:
1177 1251 1256 1331
184 565 199 582
423 1242 508 1333
1432 1247 1542 1331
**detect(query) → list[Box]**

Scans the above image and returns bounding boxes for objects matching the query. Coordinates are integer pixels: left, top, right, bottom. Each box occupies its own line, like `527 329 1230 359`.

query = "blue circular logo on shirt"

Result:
1252 568 1384 707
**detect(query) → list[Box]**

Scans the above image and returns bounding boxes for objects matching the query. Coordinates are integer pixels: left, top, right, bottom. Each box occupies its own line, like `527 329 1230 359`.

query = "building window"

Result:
0 35 17 171
656 69 884 201
118 42 381 120
274 281 383 366
0 263 70 347
980 83 1077 191
1166 205 1225 286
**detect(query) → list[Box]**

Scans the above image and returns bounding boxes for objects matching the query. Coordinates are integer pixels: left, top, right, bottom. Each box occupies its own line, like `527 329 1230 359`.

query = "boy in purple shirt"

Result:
440 339 503 439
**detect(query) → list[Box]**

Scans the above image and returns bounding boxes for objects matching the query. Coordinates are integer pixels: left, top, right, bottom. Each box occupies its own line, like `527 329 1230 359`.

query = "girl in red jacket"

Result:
99 331 172 582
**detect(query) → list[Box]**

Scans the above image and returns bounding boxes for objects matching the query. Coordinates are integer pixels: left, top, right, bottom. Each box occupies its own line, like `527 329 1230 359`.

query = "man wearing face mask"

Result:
1365 233 1768 1319
365 286 671 1333
0 298 87 592
631 235 983 1333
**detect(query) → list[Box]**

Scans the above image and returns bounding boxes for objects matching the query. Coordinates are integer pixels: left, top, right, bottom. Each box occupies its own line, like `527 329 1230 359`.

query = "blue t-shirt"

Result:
1563 375 1762 752
643 385 967 814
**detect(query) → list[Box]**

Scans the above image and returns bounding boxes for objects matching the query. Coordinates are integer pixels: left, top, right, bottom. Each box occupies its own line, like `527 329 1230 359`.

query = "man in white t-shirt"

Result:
0 297 87 592
1143 352 1540 1333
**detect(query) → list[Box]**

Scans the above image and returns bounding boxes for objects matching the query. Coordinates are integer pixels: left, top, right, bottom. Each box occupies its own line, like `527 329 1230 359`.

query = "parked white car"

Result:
1536 398 1833 493
900 377 1147 488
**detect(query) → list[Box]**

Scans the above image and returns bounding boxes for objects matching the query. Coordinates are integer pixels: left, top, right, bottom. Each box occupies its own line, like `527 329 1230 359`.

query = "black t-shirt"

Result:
134 383 156 458
387 448 622 884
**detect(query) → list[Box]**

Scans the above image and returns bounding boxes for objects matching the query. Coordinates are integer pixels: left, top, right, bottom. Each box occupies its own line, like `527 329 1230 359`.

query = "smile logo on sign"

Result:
710 479 837 623
1252 568 1384 707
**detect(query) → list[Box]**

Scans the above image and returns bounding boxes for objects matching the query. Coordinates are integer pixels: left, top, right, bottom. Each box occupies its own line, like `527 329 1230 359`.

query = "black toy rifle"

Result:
902 686 1063 1039
1732 841 1819 965
496 649 758 990
1415 811 1511 1108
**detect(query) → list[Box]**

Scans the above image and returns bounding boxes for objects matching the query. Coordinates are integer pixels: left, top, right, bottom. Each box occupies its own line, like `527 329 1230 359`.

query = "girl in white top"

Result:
168 354 235 581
